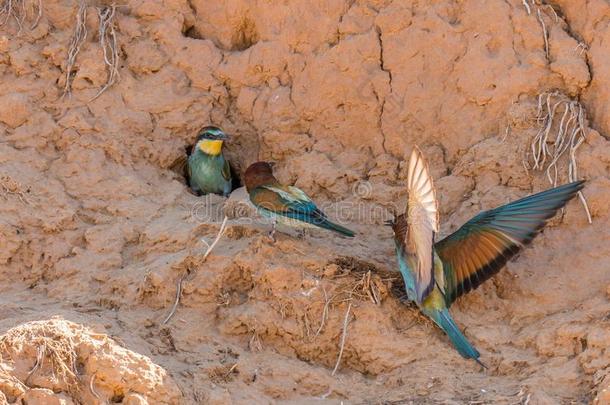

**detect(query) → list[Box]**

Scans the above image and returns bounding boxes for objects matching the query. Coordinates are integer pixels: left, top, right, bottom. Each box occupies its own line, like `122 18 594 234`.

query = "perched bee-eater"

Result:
187 126 232 197
244 161 356 240
388 146 584 365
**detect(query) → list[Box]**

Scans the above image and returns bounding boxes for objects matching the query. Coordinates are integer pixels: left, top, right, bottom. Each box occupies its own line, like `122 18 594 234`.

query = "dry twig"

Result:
162 216 229 324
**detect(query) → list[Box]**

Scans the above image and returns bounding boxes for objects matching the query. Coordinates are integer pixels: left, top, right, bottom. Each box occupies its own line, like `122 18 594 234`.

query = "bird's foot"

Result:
267 230 276 243
296 229 307 239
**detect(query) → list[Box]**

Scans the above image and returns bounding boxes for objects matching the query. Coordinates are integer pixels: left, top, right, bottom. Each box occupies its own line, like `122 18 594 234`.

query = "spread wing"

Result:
405 147 439 302
436 180 585 306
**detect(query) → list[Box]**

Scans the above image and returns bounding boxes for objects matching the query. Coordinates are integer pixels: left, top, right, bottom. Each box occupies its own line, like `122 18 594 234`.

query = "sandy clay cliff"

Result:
0 0 609 403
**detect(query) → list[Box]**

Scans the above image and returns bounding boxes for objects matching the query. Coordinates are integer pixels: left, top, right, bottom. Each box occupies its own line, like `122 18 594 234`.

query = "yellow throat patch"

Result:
199 139 223 156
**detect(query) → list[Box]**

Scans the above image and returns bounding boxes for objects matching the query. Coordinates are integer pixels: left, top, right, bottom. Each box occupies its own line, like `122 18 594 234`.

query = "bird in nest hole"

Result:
187 126 232 197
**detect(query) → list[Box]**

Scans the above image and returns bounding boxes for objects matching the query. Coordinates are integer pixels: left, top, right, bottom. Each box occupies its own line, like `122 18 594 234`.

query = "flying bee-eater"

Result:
388 146 585 364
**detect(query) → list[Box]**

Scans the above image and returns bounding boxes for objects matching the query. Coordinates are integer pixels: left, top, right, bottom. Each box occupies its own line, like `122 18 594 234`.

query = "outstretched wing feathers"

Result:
435 180 585 306
405 147 440 302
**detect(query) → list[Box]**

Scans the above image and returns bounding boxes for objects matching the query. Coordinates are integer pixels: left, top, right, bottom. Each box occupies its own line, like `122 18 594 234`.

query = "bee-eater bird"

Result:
388 146 585 365
187 126 232 197
244 161 356 240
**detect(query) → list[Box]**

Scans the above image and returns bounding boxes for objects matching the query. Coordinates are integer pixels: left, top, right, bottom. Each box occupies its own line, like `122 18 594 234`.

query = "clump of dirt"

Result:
0 318 181 404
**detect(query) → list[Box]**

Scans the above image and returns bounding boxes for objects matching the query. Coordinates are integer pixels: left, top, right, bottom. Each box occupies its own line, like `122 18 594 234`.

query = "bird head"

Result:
195 126 228 156
385 212 408 242
244 161 277 192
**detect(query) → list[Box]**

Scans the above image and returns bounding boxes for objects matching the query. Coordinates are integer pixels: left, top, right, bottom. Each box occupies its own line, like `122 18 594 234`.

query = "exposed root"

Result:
314 286 332 337
89 372 106 404
0 175 31 205
527 91 592 223
0 0 42 33
523 1 559 61
331 301 353 376
162 216 229 324
356 270 382 305
248 330 263 352
536 8 549 60
574 42 588 56
0 320 80 395
162 272 187 325
63 0 88 98
89 4 120 101
25 345 44 385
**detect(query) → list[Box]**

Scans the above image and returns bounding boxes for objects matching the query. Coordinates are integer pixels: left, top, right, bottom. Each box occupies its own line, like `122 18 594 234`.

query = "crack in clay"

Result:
375 26 391 154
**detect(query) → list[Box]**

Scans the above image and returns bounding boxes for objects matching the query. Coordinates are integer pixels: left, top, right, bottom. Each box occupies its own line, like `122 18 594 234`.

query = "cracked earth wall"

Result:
0 0 609 403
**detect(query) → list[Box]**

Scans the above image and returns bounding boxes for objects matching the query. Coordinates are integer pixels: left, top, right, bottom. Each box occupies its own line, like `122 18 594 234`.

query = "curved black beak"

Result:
384 219 394 226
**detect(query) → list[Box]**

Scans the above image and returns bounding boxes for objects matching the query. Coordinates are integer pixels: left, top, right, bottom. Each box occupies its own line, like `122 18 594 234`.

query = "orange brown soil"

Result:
0 0 609 403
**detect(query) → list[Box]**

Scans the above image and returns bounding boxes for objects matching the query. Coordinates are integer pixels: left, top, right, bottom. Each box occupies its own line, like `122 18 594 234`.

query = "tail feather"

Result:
428 308 480 361
316 219 356 237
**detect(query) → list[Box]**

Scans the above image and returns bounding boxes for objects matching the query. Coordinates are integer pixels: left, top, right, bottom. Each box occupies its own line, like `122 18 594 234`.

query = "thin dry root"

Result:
574 42 588 56
0 175 31 205
528 91 592 223
536 8 549 60
162 216 229 324
0 0 41 33
523 1 557 61
331 301 353 376
90 4 120 101
248 331 263 352
25 345 45 384
63 0 88 98
315 286 332 337
0 321 80 395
